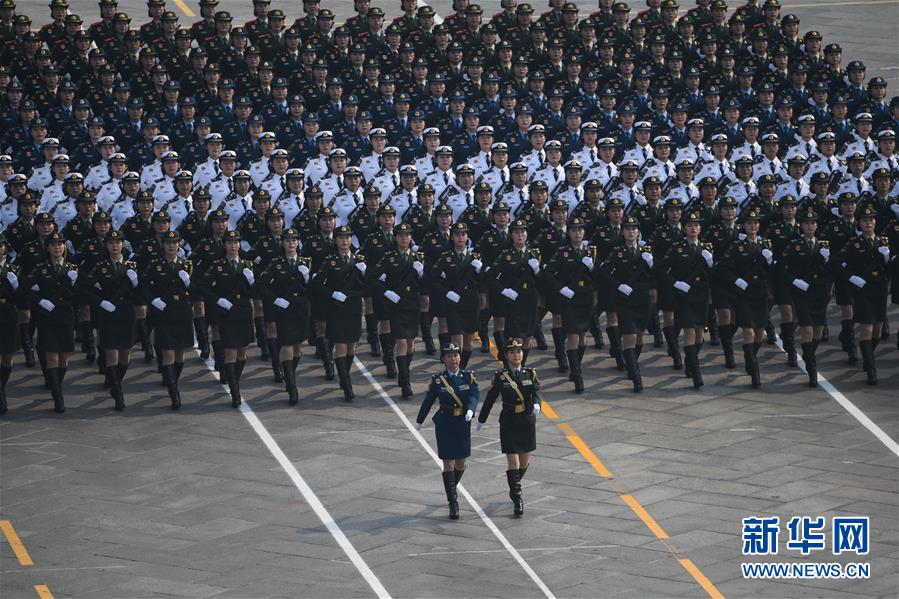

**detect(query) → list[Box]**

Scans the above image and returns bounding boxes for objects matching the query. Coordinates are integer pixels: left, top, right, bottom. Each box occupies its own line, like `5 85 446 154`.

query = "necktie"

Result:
607 165 612 178
443 172 449 185
857 180 862 194
642 147 648 161
539 151 545 164
338 176 344 190
553 169 559 182
590 149 595 163
519 190 525 204
500 170 506 185
392 174 398 187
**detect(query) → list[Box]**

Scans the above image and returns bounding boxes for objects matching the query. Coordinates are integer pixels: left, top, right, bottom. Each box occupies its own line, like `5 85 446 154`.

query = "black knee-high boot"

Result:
765 319 776 344
420 312 436 355
650 312 664 348
534 307 548 350
253 317 268 360
478 312 490 352
623 348 642 393
0 364 10 414
19 323 35 367
521 348 529 365
781 322 797 367
460 350 472 369
194 317 209 359
454 467 465 484
437 332 451 350
317 337 335 380
282 359 299 404
858 339 877 385
80 321 96 363
379 333 396 378
708 307 720 346
839 319 858 364
267 338 283 383
506 469 523 516
365 314 380 357
684 344 703 389
47 367 64 413
721 323 736 368
107 365 125 410
224 363 241 407
162 364 180 410
493 330 507 364
567 349 583 393
335 356 355 401
550 327 567 372
606 326 625 370
742 343 760 388
662 325 683 370
397 354 413 398
590 311 604 349
137 319 154 362
801 341 817 387
442 471 459 520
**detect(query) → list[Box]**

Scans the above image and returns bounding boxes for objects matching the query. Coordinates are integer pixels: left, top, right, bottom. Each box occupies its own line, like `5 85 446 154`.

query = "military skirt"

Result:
98 312 137 350
616 289 651 335
499 408 537 454
792 285 828 327
734 294 769 329
502 288 539 339
0 305 19 354
326 296 363 343
36 323 74 353
673 289 709 329
431 408 472 459
390 304 420 339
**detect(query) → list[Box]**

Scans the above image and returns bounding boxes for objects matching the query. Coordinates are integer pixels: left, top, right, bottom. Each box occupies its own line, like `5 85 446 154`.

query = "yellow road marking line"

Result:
679 559 726 599
557 423 614 478
172 0 196 18
540 400 559 420
620 494 670 540
34 585 55 599
0 520 34 566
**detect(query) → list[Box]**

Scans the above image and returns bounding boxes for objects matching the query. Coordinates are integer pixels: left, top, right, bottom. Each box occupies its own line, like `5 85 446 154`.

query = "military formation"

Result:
0 0 898 430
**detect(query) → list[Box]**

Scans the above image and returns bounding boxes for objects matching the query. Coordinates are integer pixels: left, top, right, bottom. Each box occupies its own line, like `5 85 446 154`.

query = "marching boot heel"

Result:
442 471 459 520
506 469 523 517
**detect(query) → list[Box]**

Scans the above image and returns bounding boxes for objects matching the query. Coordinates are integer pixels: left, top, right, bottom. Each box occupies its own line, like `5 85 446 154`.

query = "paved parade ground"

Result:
2 0 899 598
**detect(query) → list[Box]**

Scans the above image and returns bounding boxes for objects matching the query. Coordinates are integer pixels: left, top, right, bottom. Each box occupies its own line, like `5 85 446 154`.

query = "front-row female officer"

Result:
415 343 479 520
477 339 542 517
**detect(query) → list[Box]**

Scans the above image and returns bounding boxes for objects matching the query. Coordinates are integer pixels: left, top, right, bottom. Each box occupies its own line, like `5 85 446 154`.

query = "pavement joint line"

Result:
171 0 196 18
1 566 129 573
0 520 34 566
353 356 558 599
771 338 899 458
484 340 727 599
34 585 54 599
193 351 392 599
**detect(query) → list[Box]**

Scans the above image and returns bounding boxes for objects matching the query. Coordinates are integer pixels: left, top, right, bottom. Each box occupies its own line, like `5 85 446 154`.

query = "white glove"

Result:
412 260 424 276
446 290 461 303
217 297 233 310
761 248 773 264
819 247 830 262
476 422 484 432
66 270 77 284
471 258 482 272
151 297 167 311
242 267 254 285
31 283 39 292
298 263 310 282
5 271 17 289
701 248 713 267
39 299 55 311
792 278 810 291
532 404 541 415
738 233 747 240
355 261 366 275
331 290 347 302
240 240 251 252
527 257 540 273
878 246 890 261
384 290 401 303
641 252 653 267
501 287 518 301
734 277 749 290
126 269 138 287
831 206 840 217
415 422 422 431
617 283 633 296
674 280 691 293
849 275 866 288
273 297 290 309
178 270 190 286
581 256 594 270
891 203 899 217
254 256 262 264
99 300 116 312
464 409 473 422
559 286 575 299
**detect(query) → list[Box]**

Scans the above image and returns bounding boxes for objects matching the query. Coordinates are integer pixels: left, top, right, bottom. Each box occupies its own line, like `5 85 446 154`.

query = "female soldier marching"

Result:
415 343 479 520
662 211 714 389
476 339 541 517
717 209 773 388
24 232 78 413
311 224 367 402
432 222 483 368
0 235 21 413
371 222 425 398
200 230 256 408
81 230 140 410
776 208 831 387
258 228 311 404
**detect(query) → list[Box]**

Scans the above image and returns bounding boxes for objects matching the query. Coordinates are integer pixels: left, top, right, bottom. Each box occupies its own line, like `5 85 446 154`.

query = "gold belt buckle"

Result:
235 294 242 299
514 404 525 414
172 294 180 300
0 298 6 304
453 407 463 417
872 271 879 276
522 282 528 289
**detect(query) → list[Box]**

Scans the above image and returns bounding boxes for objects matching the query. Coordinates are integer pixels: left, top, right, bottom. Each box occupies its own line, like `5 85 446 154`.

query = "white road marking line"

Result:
353 357 558 599
316 428 411 434
195 353 392 599
772 340 899 458
408 544 619 556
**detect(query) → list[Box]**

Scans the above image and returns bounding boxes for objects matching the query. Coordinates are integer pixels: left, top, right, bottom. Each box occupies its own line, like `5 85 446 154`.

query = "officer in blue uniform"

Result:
415 342 479 520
